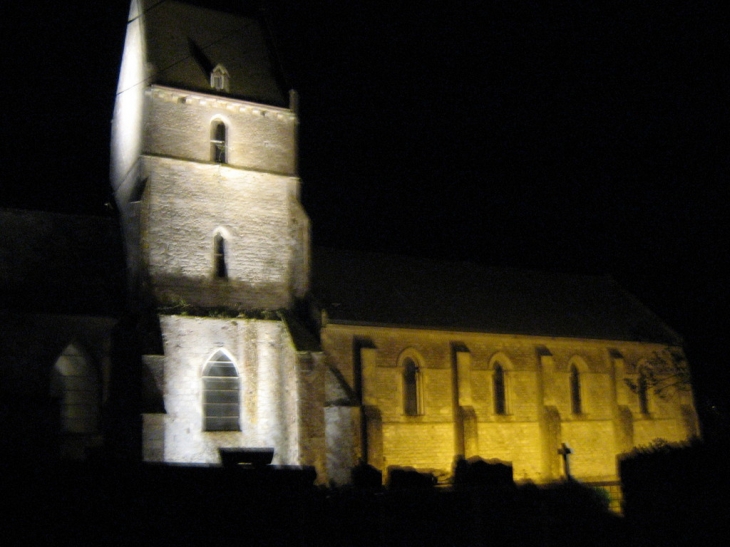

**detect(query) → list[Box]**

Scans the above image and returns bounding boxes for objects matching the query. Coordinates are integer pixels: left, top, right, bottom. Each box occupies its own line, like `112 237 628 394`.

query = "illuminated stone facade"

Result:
321 324 698 485
104 1 698 484
143 315 324 472
112 1 317 469
111 2 308 310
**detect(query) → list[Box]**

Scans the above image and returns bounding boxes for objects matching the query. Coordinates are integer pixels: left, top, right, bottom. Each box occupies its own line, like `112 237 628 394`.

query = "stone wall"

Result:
139 156 308 310
126 16 318 472
131 86 309 309
135 87 308 311
143 87 297 176
145 315 325 478
322 323 697 484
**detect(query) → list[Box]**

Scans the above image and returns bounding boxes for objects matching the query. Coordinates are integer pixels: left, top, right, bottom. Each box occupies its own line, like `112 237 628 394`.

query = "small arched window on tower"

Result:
638 366 650 415
570 364 582 415
210 64 230 92
403 357 423 416
211 120 227 163
203 351 240 431
493 363 507 415
213 233 228 279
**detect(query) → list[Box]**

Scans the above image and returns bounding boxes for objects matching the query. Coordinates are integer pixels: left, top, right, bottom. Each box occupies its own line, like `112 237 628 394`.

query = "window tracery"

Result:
203 350 240 431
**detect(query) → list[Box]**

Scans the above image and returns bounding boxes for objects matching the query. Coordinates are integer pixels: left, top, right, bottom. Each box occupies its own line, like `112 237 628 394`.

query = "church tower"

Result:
110 0 324 473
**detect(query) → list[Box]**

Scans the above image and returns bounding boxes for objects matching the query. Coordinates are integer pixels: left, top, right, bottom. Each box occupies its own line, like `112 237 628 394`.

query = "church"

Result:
0 0 698 485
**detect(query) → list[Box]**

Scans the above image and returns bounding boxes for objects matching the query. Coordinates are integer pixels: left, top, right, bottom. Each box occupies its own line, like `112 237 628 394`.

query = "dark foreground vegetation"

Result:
620 438 730 547
3 440 727 546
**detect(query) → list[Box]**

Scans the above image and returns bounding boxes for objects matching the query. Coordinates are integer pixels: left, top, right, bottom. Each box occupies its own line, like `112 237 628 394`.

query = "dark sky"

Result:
2 1 728 405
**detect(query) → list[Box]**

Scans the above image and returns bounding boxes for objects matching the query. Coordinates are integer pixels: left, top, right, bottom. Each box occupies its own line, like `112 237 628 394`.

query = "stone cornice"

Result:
142 153 299 180
146 85 298 123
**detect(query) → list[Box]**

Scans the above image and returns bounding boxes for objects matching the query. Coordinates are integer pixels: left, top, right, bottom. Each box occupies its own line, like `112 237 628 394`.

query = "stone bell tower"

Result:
111 0 309 310
110 0 324 473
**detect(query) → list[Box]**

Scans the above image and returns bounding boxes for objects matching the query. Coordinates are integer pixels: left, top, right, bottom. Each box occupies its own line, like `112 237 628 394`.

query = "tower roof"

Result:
140 0 287 106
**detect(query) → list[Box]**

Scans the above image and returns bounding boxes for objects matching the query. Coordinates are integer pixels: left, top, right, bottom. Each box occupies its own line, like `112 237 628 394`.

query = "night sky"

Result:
2 1 728 410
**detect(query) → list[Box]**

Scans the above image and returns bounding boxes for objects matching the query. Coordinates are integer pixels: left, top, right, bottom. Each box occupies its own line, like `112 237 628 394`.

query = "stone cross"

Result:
558 442 573 479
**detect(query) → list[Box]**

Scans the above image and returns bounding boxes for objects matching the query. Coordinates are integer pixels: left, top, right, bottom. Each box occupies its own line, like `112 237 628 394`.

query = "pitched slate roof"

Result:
0 209 125 316
312 247 681 345
140 0 287 106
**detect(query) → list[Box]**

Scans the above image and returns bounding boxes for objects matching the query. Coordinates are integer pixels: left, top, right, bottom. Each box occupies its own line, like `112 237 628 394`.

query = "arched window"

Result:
211 120 227 163
203 351 240 431
493 363 506 415
403 357 423 416
50 344 100 434
638 367 650 415
214 233 227 279
570 364 582 414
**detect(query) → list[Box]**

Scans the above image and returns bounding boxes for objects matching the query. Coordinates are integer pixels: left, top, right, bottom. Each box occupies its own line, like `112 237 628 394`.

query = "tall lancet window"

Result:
210 64 230 92
203 351 240 431
493 364 506 415
211 120 227 163
214 233 227 279
638 367 650 415
570 364 582 414
403 358 423 416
